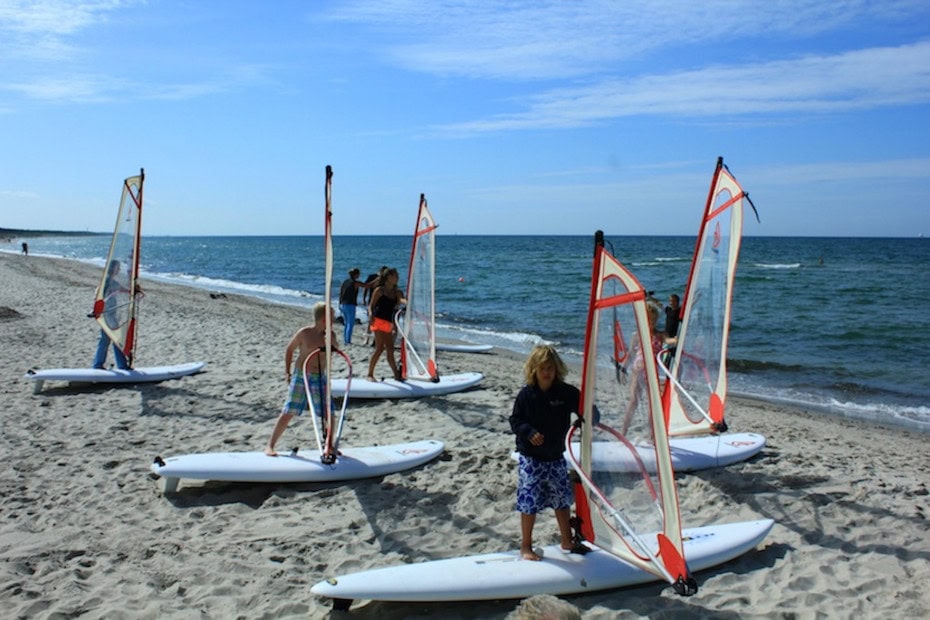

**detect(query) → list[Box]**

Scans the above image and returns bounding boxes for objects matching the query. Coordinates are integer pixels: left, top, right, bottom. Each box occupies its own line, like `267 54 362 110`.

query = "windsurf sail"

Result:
661 157 758 437
398 193 439 382
568 231 696 595
306 165 352 464
92 169 144 368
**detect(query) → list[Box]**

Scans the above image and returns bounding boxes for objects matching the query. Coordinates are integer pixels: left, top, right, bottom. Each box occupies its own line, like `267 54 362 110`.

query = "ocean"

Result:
6 234 929 433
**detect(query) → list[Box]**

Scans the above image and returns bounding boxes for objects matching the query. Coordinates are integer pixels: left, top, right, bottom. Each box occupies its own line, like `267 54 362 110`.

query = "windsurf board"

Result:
435 343 493 353
151 439 444 493
510 432 765 473
332 371 483 399
311 519 774 604
25 362 205 394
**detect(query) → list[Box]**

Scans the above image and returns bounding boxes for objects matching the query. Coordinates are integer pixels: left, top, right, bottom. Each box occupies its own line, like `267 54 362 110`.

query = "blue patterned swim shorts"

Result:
515 455 573 514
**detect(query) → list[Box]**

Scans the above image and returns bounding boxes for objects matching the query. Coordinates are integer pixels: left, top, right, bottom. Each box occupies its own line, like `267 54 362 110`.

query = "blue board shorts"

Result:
515 454 573 514
281 371 327 417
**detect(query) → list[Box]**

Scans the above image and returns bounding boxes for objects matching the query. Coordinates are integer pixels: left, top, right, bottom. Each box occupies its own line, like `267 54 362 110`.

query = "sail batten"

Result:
569 231 693 591
93 169 144 368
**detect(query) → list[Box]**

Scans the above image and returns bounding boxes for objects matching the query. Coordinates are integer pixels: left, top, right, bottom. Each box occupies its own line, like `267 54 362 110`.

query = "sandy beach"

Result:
1 252 928 619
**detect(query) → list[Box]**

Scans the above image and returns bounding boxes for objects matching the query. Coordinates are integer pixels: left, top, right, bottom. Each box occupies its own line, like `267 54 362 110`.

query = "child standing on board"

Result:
509 344 580 560
265 302 339 456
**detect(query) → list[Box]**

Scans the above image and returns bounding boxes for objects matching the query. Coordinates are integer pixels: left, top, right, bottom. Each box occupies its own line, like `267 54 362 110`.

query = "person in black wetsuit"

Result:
362 266 385 306
664 293 681 339
365 267 406 381
338 268 372 345
361 266 387 345
509 345 581 561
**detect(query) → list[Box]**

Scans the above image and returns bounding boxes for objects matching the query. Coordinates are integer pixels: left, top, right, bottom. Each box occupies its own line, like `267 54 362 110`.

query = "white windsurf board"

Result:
510 432 765 473
332 371 483 399
435 343 493 353
311 518 774 603
151 439 444 493
25 362 205 394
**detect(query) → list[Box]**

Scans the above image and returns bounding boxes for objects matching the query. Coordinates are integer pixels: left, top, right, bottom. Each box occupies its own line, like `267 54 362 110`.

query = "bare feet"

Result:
366 375 376 382
264 446 278 457
520 547 542 561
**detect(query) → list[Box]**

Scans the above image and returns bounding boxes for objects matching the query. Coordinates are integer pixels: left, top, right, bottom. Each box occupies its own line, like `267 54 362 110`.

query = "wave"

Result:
754 263 801 269
729 358 807 373
731 387 930 433
144 272 323 306
146 266 557 359
631 257 690 267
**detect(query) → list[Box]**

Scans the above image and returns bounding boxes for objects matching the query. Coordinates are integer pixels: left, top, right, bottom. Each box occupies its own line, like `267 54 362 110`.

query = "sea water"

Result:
6 234 929 432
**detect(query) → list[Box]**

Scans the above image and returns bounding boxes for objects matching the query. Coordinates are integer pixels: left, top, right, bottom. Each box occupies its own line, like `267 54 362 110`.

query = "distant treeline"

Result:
0 228 105 238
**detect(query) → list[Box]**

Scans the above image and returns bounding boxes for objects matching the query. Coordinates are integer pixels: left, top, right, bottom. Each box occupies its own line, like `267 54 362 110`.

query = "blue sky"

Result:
1 0 929 237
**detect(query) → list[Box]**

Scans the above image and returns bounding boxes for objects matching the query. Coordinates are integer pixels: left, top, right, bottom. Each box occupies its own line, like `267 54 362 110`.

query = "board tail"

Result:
92 169 144 367
568 231 695 593
662 157 759 437
398 193 440 382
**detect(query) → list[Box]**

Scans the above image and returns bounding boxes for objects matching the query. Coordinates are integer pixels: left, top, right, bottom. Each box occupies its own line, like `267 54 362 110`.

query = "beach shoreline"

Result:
1 252 927 618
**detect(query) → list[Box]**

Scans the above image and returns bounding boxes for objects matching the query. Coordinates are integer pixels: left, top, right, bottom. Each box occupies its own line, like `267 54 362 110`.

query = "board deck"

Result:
150 439 444 493
510 432 765 473
25 362 205 393
311 519 774 603
435 343 493 353
332 371 483 399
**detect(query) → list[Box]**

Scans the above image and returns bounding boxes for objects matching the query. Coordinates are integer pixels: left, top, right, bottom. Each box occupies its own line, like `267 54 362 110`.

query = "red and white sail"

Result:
399 193 439 382
568 231 695 594
662 157 756 437
92 169 144 368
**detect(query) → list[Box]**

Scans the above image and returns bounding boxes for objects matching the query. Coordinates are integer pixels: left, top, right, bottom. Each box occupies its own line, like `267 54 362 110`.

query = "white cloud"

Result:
436 41 930 134
0 189 40 199
748 158 930 184
0 0 133 61
326 0 930 80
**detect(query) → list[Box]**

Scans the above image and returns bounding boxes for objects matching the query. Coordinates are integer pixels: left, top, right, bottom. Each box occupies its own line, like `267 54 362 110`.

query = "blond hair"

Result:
523 344 568 385
312 302 329 322
646 303 660 331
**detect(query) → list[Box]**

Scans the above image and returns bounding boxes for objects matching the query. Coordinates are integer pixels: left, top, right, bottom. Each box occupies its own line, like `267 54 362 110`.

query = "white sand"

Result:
1 252 928 619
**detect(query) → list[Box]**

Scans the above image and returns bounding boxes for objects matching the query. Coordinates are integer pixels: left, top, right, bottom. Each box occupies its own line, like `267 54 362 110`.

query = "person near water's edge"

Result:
361 266 387 346
362 267 385 306
664 293 681 339
366 267 405 381
338 267 373 345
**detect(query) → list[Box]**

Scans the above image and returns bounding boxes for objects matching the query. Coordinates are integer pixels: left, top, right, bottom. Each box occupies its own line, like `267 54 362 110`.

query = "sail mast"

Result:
322 165 336 460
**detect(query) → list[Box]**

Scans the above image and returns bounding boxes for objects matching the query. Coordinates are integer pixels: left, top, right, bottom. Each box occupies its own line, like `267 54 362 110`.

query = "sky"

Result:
1 0 929 237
